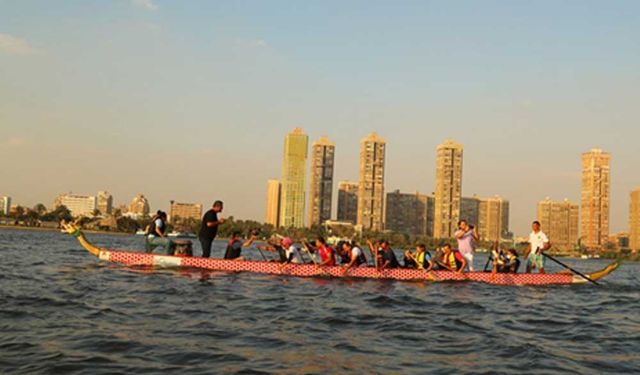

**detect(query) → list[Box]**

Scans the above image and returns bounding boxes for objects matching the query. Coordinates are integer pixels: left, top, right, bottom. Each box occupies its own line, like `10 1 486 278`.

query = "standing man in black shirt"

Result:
199 200 225 258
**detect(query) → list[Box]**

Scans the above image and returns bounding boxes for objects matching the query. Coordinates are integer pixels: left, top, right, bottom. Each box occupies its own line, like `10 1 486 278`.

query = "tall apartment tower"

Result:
538 198 579 251
478 196 510 242
385 190 434 237
279 128 309 228
337 181 359 224
96 191 113 215
434 140 463 239
265 180 281 227
308 137 335 226
461 195 480 227
581 149 611 251
0 196 11 215
357 133 386 231
629 188 640 252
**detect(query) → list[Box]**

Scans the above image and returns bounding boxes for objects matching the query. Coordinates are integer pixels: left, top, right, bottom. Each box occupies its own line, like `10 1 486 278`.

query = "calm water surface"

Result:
1 228 639 374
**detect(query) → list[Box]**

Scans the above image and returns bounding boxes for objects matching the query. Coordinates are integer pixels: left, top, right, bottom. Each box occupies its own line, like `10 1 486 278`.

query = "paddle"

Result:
256 246 268 261
542 253 599 285
483 255 493 272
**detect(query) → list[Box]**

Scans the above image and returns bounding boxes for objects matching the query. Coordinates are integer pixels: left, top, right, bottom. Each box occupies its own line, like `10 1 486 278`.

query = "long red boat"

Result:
62 223 620 286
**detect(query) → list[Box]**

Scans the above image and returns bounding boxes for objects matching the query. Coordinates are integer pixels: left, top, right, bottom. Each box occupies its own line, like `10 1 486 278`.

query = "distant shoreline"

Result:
0 225 132 237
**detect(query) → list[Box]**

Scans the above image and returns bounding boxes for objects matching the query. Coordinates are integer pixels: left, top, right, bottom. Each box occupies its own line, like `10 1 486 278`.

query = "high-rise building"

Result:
308 137 335 226
96 191 113 215
169 201 203 223
337 181 358 224
461 196 480 227
385 190 434 237
478 196 510 242
357 133 386 231
265 179 281 227
279 128 309 228
538 198 579 251
129 194 150 217
629 188 640 251
0 196 11 215
434 140 463 238
581 149 611 251
54 193 97 217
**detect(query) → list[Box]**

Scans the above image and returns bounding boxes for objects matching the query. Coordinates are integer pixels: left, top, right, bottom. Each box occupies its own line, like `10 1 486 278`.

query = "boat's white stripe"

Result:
153 255 182 267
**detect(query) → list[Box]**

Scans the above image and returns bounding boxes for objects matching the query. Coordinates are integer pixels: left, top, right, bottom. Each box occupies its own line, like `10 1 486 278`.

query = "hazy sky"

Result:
1 1 639 236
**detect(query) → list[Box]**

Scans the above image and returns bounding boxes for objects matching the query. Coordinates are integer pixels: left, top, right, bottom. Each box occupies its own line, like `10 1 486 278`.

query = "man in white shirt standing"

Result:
526 221 551 274
455 220 479 271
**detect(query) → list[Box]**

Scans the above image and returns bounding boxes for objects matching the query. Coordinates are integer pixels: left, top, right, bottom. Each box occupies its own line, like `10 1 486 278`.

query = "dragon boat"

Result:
62 222 620 286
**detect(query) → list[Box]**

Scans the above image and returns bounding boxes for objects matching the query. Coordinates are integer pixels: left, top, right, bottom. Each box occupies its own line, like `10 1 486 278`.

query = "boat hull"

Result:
98 249 599 286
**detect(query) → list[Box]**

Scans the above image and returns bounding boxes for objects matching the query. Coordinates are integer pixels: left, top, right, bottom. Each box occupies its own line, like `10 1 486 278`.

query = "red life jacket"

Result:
318 245 335 266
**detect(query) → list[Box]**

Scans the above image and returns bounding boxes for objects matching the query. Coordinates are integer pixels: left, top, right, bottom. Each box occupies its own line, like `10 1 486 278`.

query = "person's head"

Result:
458 220 468 231
442 243 452 254
213 200 224 213
282 237 293 248
416 244 426 253
231 231 242 240
379 239 390 250
315 237 326 247
159 211 167 220
342 241 353 252
508 248 518 257
532 221 541 232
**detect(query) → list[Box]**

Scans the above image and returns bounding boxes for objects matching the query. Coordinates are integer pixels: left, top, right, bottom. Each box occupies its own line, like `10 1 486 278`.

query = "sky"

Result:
1 0 639 236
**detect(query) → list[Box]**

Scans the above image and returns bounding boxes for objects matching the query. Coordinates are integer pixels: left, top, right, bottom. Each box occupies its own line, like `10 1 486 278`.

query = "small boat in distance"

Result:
60 222 621 286
167 231 197 239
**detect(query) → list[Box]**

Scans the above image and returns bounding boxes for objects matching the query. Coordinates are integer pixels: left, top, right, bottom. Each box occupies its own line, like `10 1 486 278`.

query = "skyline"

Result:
2 1 640 235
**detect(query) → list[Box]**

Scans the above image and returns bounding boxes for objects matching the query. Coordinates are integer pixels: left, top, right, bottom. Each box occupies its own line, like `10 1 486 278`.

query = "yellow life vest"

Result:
416 252 425 269
447 252 458 270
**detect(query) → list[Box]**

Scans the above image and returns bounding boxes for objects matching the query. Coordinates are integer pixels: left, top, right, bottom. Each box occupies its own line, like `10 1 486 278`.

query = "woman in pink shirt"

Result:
455 220 479 271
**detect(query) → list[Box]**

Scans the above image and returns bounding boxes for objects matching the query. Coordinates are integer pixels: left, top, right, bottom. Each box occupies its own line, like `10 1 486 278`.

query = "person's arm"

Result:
154 221 164 237
425 260 433 272
472 227 480 241
524 240 532 258
542 234 551 251
343 250 359 273
242 235 257 248
205 213 225 228
455 230 464 239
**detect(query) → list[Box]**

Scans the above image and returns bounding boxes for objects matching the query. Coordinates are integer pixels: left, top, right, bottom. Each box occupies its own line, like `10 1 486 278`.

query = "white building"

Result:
0 196 11 215
54 194 97 217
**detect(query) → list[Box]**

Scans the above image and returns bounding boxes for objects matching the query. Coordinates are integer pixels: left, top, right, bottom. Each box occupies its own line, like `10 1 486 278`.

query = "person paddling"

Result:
435 243 467 274
525 221 551 274
282 237 304 264
404 244 433 271
376 239 400 270
223 231 257 260
341 241 367 274
198 201 226 258
304 237 335 267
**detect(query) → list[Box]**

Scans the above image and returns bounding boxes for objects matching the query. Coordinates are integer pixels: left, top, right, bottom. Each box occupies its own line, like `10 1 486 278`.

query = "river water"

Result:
1 228 638 374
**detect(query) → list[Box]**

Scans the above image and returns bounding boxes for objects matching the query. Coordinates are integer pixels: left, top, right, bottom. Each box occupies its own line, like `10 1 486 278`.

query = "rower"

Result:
257 236 288 263
377 239 400 270
342 241 367 274
404 244 432 271
435 244 467 274
282 237 304 264
304 237 335 266
223 231 257 260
